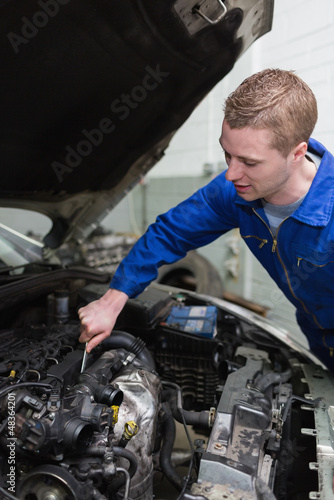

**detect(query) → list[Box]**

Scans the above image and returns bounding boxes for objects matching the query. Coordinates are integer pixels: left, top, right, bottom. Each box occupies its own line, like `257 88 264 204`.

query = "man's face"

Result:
219 120 294 204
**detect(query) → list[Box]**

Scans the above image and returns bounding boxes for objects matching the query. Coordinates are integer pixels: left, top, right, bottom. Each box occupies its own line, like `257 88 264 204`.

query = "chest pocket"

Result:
291 243 334 294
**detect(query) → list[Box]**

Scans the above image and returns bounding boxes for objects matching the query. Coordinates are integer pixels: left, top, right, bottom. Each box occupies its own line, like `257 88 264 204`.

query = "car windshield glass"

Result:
0 208 52 240
0 235 29 271
0 209 51 270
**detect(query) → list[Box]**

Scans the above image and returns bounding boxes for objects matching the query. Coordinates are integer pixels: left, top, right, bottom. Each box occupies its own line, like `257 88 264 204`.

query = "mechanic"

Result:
79 68 334 373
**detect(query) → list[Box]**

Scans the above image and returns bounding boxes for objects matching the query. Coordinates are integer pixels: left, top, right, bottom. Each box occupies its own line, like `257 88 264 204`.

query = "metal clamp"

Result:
193 0 227 25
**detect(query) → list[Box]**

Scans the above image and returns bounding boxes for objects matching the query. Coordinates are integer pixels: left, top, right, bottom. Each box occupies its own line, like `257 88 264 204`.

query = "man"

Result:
79 68 334 372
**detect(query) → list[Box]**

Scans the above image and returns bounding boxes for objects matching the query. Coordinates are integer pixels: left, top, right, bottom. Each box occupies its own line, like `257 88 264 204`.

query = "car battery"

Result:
165 305 217 339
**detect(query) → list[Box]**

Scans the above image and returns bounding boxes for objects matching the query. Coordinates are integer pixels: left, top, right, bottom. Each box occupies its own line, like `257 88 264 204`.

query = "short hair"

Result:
223 68 318 157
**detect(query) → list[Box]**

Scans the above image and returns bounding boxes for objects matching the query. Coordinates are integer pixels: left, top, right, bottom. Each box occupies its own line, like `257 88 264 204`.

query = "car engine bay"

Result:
0 269 332 500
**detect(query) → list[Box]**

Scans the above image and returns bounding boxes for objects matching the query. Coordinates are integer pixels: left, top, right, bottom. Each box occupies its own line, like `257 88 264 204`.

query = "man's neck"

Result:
265 156 317 206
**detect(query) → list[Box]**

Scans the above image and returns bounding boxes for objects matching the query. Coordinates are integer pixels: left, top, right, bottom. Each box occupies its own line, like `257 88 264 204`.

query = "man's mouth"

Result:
234 184 251 193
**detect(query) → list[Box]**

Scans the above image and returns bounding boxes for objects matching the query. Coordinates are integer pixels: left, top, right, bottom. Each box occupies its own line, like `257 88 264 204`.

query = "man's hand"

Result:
78 288 129 353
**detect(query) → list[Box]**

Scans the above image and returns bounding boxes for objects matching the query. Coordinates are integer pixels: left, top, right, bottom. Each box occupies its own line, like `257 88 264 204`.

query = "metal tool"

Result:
80 342 88 373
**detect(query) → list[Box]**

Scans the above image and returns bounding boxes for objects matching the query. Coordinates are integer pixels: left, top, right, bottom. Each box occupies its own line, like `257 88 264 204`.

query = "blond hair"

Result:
224 68 318 157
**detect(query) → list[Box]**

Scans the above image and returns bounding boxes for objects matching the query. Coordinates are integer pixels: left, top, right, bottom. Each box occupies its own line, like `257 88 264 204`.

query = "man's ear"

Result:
292 142 308 162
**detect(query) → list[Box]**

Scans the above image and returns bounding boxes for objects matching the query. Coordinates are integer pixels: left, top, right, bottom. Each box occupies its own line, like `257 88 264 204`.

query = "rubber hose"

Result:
101 331 155 371
163 389 211 428
175 408 210 428
160 402 183 491
255 369 292 393
113 446 138 479
108 446 138 492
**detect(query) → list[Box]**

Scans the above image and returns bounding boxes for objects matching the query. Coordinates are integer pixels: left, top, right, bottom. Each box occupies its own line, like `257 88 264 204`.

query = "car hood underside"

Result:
0 0 273 247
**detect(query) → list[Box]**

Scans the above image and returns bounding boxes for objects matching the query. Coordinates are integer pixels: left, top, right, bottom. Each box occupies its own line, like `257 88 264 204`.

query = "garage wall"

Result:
106 1 334 345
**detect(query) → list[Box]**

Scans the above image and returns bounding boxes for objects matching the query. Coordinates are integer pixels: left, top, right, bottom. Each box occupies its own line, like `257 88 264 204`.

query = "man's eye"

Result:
244 161 256 167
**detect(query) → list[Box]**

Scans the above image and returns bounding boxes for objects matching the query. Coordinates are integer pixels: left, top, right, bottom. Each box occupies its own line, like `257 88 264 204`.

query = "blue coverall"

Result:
110 137 334 372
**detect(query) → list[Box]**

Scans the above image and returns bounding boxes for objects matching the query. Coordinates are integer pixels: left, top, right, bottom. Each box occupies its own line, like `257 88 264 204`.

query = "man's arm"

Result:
78 288 129 353
78 173 237 350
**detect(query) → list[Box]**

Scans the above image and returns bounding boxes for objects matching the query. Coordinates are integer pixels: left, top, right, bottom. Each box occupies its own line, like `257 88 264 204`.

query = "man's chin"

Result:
235 189 257 201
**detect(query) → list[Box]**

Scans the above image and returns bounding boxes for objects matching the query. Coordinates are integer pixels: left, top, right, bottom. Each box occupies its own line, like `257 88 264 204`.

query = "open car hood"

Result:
0 0 273 248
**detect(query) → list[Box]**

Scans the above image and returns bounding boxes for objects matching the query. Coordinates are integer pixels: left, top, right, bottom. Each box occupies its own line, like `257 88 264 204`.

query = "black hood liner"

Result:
0 0 243 195
0 0 273 247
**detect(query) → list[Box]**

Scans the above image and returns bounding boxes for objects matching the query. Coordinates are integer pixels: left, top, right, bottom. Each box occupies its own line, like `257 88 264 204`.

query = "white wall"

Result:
146 0 334 344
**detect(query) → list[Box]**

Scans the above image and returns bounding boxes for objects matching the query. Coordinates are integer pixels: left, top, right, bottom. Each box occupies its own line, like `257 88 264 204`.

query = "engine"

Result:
0 280 326 500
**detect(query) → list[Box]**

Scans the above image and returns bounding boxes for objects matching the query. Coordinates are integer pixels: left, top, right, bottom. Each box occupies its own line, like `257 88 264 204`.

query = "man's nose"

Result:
225 158 243 182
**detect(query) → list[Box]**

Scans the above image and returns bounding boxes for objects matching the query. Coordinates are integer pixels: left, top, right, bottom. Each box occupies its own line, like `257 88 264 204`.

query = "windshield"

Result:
0 235 29 271
0 208 52 240
0 224 46 274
